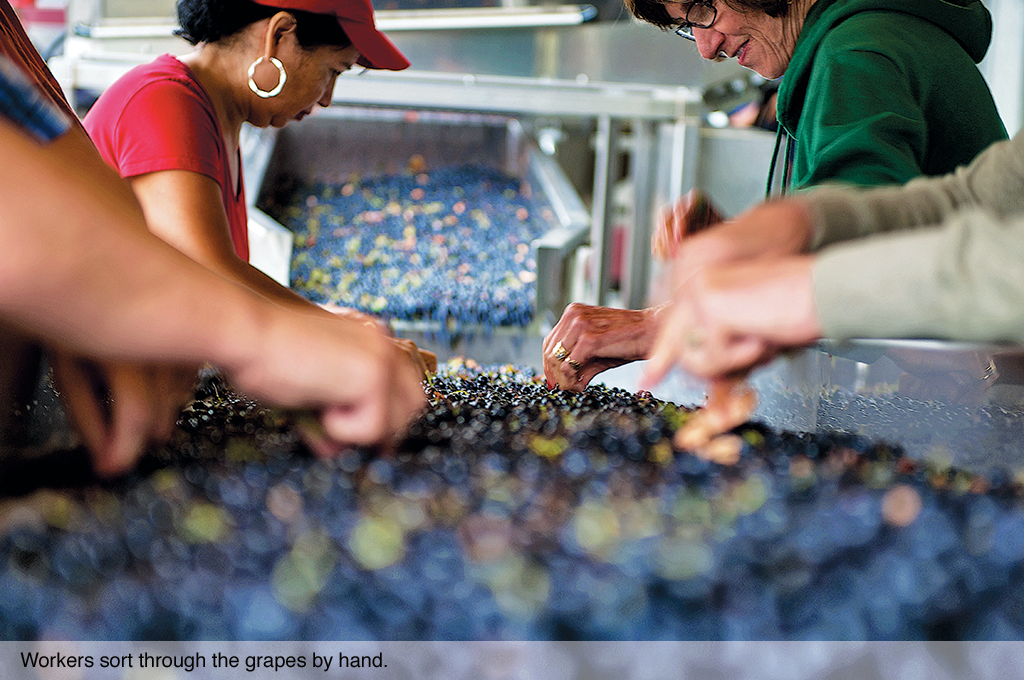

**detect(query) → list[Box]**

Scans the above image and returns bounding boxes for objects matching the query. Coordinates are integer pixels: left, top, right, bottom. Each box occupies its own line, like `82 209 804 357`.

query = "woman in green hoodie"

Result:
630 0 1007 190
542 0 1008 393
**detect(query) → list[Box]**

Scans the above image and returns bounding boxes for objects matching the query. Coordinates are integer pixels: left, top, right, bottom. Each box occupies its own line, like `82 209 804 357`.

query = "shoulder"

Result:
86 55 217 138
119 56 206 103
84 55 223 179
817 10 959 56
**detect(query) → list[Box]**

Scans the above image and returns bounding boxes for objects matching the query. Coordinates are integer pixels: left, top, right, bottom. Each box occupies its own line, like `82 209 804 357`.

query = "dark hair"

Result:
622 0 792 30
176 0 352 49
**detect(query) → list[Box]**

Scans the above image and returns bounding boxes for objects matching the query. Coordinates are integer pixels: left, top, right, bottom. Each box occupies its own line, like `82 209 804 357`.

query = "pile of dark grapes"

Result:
3 362 1024 640
268 165 557 331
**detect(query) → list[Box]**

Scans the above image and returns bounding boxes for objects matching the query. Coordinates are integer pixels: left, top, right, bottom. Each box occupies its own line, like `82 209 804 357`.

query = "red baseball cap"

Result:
252 0 410 70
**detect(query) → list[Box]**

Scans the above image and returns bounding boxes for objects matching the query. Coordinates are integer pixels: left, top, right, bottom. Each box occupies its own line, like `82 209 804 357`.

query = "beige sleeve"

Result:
803 130 1024 249
813 209 1024 343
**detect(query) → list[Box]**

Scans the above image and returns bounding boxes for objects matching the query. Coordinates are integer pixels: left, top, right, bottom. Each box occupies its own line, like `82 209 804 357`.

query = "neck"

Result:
179 45 251 144
785 0 819 46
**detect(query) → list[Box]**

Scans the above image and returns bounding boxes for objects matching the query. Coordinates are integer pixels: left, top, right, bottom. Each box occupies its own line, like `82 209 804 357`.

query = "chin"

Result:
749 64 785 80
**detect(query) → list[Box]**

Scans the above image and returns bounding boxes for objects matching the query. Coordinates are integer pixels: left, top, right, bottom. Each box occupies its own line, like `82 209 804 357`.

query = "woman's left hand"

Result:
643 255 821 385
543 302 665 391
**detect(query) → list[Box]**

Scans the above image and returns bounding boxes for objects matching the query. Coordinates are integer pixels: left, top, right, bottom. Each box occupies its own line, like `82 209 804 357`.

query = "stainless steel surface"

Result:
693 126 779 217
387 19 743 85
101 0 176 18
247 106 589 333
589 115 617 306
328 70 701 119
621 118 657 310
599 339 1024 477
59 0 744 86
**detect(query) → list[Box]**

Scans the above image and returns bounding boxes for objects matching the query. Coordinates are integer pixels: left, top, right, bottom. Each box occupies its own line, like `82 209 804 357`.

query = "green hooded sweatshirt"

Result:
775 0 1008 191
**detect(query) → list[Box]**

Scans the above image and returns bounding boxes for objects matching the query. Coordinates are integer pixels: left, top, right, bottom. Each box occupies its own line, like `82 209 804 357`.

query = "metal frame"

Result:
320 69 704 308
50 2 716 312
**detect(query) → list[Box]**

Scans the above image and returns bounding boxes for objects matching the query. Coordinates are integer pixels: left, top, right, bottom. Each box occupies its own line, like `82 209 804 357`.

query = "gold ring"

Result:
553 342 569 362
685 330 703 349
567 357 582 371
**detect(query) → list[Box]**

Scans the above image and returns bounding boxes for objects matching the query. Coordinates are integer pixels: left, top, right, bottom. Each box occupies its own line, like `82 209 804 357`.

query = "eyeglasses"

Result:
674 0 717 41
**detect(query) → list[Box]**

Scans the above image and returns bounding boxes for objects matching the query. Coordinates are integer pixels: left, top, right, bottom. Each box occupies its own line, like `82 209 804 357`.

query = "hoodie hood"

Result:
795 0 993 63
776 0 992 136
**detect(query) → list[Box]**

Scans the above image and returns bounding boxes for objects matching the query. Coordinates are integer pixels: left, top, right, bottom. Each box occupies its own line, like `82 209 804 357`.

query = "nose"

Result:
693 27 725 61
319 76 339 107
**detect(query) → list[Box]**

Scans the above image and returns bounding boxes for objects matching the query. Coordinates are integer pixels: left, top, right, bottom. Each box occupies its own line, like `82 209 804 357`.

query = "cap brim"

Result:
340 19 410 70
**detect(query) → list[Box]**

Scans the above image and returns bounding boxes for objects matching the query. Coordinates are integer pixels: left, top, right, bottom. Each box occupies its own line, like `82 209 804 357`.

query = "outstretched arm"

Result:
0 118 424 470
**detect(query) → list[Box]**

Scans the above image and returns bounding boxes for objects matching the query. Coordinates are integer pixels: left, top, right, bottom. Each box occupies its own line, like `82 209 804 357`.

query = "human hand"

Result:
652 189 725 260
49 351 197 477
321 301 436 377
543 302 664 391
643 255 821 385
392 336 438 378
673 377 758 458
230 312 426 455
654 199 817 306
320 302 393 335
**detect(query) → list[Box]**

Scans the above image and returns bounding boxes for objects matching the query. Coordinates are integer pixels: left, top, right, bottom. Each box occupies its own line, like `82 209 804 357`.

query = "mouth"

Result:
735 40 750 66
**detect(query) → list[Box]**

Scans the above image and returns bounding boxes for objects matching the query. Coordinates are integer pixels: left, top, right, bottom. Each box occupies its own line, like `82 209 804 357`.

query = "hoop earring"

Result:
247 56 287 98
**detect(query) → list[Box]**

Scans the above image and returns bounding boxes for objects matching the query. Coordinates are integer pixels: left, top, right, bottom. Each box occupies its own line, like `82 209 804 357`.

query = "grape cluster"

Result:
268 165 556 332
2 362 1024 640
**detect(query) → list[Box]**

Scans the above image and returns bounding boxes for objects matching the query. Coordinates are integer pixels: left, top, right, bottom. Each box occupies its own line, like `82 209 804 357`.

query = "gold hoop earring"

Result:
247 56 287 98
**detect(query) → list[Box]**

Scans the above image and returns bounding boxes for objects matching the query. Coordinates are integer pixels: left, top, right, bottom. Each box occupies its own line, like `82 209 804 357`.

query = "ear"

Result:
260 11 298 58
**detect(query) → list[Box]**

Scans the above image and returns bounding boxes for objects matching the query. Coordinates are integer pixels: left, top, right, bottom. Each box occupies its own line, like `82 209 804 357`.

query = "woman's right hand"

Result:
651 189 725 260
663 198 817 296
230 311 426 455
321 303 436 378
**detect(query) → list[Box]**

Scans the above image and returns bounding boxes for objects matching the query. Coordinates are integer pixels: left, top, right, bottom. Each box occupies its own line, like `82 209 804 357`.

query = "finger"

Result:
639 322 681 391
153 365 197 440
572 365 603 391
94 369 154 477
548 351 584 391
694 434 745 465
672 195 691 246
389 356 428 439
673 380 757 451
674 410 713 451
543 333 576 390
319 401 386 451
391 337 428 379
714 337 774 379
317 345 424 452
418 349 438 375
682 335 770 381
704 378 758 431
293 411 344 459
49 353 109 457
652 204 674 259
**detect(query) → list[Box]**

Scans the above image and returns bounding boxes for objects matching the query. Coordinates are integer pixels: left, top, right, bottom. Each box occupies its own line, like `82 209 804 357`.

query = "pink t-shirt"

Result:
84 54 249 261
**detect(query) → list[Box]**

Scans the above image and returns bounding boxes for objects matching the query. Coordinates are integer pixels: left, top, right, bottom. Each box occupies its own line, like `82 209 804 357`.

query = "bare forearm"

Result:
220 249 331 315
0 120 266 367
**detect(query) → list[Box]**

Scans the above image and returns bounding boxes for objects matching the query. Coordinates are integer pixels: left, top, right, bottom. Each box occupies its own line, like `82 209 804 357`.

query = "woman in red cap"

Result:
84 0 433 372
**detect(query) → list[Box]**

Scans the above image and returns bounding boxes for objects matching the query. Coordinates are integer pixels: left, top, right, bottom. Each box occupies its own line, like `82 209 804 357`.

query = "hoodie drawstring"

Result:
765 125 794 199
